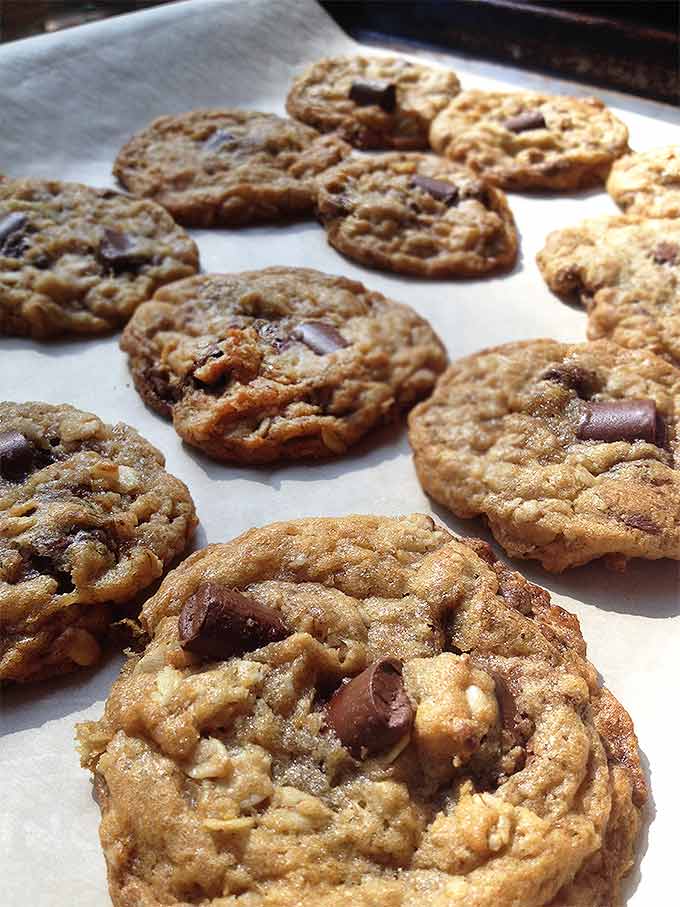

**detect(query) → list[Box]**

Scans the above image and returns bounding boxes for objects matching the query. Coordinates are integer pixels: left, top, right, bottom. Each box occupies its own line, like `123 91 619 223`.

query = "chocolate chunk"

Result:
203 129 236 152
410 175 459 206
542 363 598 398
98 229 148 273
577 398 665 445
349 80 397 113
620 513 661 534
503 110 547 133
0 212 29 258
292 321 349 355
0 430 35 482
652 241 677 265
326 657 413 758
178 584 289 659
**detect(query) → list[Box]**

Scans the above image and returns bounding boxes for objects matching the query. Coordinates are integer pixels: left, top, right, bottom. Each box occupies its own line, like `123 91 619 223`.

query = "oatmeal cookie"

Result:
0 179 199 339
113 109 351 227
607 146 680 218
77 513 645 907
316 153 518 277
537 215 680 365
430 90 629 191
120 267 447 464
0 402 197 683
286 55 461 150
408 339 680 572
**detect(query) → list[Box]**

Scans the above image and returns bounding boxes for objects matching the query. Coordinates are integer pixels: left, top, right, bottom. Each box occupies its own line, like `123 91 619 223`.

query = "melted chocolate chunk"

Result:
652 241 678 265
542 363 598 398
503 110 547 133
203 129 237 152
577 398 665 445
292 321 349 355
410 175 459 206
619 513 661 534
98 229 149 273
0 430 35 482
349 80 397 113
0 212 29 258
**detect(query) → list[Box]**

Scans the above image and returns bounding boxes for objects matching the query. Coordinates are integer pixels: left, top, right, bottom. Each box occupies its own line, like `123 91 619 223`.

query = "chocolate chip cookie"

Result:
113 109 351 227
430 90 629 191
607 146 680 218
408 339 680 572
77 513 645 907
0 178 199 339
286 55 461 150
317 153 518 277
537 215 680 365
120 267 447 464
0 402 197 683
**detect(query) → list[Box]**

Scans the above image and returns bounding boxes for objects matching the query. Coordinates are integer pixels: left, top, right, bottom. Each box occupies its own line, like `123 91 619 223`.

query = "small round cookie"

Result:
120 267 447 464
0 179 199 339
286 54 461 150
113 109 351 227
430 90 629 191
607 146 680 218
409 339 680 572
317 153 518 277
77 513 645 907
0 402 197 683
537 215 680 365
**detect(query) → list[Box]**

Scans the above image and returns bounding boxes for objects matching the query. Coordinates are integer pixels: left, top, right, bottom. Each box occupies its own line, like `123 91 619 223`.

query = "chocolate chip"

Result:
326 657 413 758
349 80 397 113
542 363 598 398
0 212 29 258
577 398 665 445
503 110 547 133
652 241 677 265
0 430 35 481
178 584 289 660
203 129 236 152
410 175 459 205
98 229 148 273
292 321 349 355
619 513 661 534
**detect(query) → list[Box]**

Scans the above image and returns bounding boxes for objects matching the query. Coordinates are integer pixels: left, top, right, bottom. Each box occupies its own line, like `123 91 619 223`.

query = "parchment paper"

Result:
1 2 678 903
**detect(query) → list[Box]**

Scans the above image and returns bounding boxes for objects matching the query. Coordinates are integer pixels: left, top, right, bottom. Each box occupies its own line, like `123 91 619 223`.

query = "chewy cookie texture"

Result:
0 402 197 683
408 339 680 572
77 514 645 907
607 146 680 219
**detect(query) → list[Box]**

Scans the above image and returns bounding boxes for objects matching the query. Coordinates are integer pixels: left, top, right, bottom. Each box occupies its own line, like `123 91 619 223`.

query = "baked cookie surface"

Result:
77 513 645 907
317 153 518 277
408 339 680 571
286 54 461 150
607 146 680 218
113 109 351 227
537 215 680 365
120 267 447 464
0 402 197 683
0 179 199 339
429 90 629 191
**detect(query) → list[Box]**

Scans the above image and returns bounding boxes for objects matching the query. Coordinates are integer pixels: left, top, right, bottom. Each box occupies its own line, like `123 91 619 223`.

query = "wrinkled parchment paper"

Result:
1 1 679 903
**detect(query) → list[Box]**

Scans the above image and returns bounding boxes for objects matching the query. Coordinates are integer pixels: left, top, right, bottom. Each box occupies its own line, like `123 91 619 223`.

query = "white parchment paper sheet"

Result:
1 1 678 903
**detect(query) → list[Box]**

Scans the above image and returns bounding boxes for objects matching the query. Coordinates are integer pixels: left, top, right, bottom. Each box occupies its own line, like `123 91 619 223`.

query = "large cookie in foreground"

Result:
0 402 197 683
286 54 460 150
113 109 351 227
0 179 199 339
120 267 447 464
77 513 645 907
408 339 680 572
607 146 680 219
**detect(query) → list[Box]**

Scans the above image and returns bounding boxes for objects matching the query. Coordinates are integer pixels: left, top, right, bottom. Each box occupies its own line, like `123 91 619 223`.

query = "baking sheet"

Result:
1 1 678 903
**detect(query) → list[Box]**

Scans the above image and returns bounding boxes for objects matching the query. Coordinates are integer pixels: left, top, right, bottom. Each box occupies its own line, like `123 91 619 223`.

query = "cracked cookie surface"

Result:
408 339 680 571
429 90 629 191
120 267 447 464
286 55 461 150
113 109 351 227
537 215 680 365
607 146 680 218
316 153 518 277
0 179 199 339
0 402 197 683
77 513 645 907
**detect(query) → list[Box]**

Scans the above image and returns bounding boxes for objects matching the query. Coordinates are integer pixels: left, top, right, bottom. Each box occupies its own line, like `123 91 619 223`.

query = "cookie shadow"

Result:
620 745 655 904
0 333 116 360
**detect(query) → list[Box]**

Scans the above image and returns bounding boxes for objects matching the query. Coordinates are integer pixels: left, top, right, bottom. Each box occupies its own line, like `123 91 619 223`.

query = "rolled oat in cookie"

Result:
316 153 518 277
408 339 680 571
607 146 680 219
120 267 447 464
113 109 351 227
0 402 197 683
77 513 645 907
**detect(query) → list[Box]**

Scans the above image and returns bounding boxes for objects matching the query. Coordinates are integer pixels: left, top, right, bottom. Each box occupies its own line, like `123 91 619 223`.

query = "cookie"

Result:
430 90 629 191
537 215 680 365
0 402 197 683
316 153 518 277
77 513 645 907
0 179 199 339
286 55 461 150
120 267 447 464
408 339 680 572
113 109 351 227
607 146 680 218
